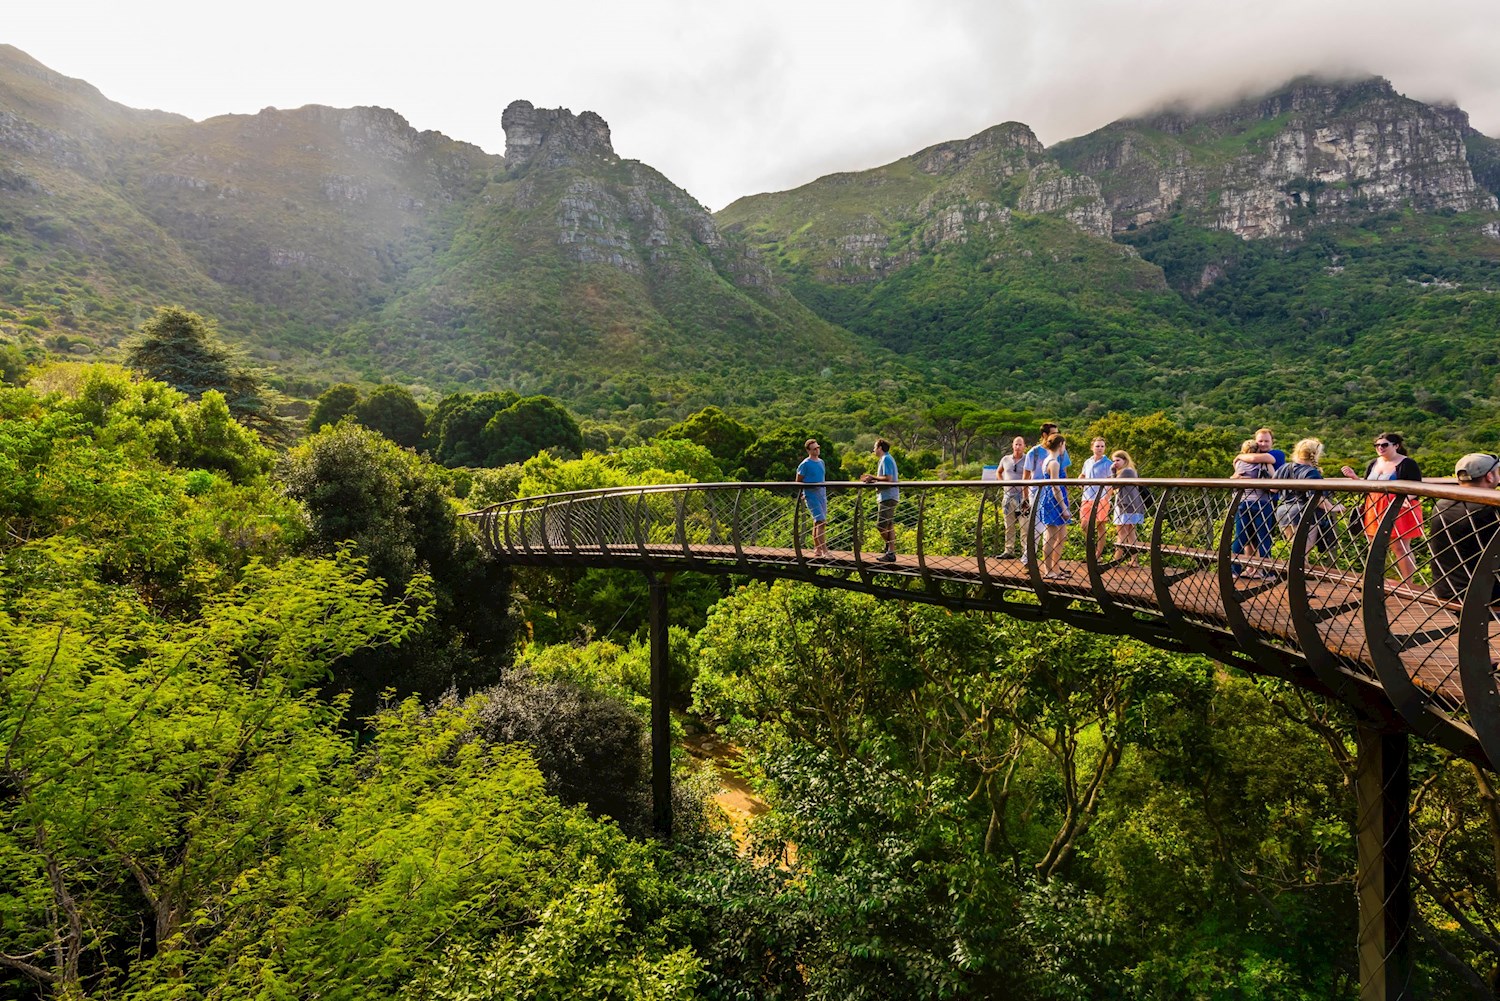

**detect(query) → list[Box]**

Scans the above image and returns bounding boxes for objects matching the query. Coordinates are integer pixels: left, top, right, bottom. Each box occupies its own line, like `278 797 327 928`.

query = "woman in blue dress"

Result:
1037 433 1071 579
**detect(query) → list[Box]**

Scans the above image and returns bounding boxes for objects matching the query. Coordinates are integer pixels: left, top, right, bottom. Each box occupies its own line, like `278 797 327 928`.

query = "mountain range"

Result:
2 43 1498 438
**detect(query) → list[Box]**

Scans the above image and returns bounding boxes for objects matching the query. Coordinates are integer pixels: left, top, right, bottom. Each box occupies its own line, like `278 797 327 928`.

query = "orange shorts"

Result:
1080 498 1110 523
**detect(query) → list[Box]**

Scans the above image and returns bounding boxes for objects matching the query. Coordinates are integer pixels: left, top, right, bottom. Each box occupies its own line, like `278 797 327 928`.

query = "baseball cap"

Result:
1454 453 1500 482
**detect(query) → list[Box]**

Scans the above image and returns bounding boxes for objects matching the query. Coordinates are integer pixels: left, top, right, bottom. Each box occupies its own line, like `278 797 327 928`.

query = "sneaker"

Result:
877 551 897 563
998 550 1018 559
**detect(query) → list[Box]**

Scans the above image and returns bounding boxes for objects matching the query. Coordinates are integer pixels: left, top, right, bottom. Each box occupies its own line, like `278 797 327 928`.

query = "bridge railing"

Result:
464 478 1500 769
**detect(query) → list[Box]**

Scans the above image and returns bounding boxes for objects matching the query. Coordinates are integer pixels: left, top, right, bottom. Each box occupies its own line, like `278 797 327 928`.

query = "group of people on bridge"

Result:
792 423 1500 601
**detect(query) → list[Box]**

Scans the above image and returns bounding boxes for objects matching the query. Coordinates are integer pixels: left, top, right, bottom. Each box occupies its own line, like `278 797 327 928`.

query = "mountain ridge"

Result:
2 48 1498 442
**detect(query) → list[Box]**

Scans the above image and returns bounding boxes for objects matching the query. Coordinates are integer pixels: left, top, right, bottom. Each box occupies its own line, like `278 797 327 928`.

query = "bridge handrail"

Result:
466 477 1500 513
461 477 1500 771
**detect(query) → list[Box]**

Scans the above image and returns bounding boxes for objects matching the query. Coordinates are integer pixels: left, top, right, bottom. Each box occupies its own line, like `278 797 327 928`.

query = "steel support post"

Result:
1356 725 1412 1000
647 571 673 837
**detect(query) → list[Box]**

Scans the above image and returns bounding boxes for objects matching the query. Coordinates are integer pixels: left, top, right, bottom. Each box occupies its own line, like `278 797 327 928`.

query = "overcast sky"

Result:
8 0 1500 210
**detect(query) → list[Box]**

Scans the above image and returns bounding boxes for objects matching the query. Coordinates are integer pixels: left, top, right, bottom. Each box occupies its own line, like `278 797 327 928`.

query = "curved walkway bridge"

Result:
466 476 1500 997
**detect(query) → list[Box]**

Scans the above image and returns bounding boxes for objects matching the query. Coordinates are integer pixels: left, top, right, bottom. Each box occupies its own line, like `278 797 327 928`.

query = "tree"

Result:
481 395 582 467
124 306 289 440
961 407 1034 463
464 673 652 834
0 341 34 384
658 406 756 465
356 383 426 449
427 391 520 466
925 400 981 464
180 389 273 483
740 425 839 482
308 382 362 433
613 439 722 481
281 422 517 715
1 563 699 998
0 547 428 997
124 306 234 397
1083 411 1240 477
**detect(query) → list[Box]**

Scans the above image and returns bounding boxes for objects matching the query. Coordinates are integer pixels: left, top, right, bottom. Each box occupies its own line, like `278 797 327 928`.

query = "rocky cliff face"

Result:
123 104 499 304
496 101 772 290
348 97 850 389
501 100 614 171
717 120 1114 284
1017 165 1111 238
1052 77 1498 239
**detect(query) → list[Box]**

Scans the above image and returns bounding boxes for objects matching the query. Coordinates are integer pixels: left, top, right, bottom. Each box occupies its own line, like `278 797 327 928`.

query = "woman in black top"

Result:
1341 431 1423 581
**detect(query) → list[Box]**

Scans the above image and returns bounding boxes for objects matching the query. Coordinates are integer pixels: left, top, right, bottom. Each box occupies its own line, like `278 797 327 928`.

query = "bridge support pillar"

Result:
647 572 673 837
1356 725 1411 1000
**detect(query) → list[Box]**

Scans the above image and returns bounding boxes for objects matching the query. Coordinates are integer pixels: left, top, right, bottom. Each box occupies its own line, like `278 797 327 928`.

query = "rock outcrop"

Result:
1053 76 1498 239
717 119 1116 284
502 100 614 171
912 121 1045 177
1018 165 1111 238
494 101 774 289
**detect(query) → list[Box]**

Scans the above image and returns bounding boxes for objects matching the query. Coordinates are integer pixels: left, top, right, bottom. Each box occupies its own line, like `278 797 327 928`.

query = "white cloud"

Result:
6 0 1499 209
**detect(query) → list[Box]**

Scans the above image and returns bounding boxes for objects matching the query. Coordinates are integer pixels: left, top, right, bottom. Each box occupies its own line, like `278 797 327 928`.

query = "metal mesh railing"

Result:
465 477 1500 770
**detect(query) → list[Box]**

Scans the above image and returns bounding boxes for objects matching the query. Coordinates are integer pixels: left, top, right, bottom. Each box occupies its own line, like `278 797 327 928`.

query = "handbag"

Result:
1345 498 1367 546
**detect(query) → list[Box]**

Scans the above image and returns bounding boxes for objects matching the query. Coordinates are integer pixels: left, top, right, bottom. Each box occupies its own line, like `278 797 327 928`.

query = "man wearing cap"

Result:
1430 453 1500 603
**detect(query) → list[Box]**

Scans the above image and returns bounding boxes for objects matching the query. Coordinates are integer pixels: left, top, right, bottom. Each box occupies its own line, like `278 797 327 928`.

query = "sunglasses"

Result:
1374 441 1393 448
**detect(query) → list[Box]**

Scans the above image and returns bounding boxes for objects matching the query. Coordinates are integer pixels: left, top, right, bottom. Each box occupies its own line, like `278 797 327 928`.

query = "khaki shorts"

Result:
877 498 898 530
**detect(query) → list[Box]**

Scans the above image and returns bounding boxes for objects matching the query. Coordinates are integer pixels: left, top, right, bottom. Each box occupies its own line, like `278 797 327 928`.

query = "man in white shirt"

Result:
1078 437 1113 557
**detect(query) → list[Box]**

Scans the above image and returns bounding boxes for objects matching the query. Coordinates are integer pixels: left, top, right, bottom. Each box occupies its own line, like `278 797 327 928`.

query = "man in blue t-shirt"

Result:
1022 422 1072 480
861 438 900 562
1255 428 1287 470
1022 423 1070 559
1251 428 1286 562
795 438 829 556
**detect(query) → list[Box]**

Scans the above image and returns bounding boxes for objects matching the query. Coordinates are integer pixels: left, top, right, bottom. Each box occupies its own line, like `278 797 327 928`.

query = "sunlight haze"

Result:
8 0 1500 209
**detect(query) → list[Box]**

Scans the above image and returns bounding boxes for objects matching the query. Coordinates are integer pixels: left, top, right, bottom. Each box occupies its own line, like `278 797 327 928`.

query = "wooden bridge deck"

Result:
465 478 1500 770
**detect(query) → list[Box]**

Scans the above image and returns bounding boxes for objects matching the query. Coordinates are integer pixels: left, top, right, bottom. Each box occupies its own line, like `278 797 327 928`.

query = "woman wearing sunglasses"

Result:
1342 431 1423 580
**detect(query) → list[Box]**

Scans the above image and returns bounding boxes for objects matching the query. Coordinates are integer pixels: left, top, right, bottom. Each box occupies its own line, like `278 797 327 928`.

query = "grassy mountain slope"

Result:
719 76 1500 438
1121 209 1500 432
0 49 921 416
718 122 1241 415
0 46 225 348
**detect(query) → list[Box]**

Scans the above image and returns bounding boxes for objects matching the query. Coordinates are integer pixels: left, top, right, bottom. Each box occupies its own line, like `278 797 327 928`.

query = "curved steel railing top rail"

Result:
463 477 1500 770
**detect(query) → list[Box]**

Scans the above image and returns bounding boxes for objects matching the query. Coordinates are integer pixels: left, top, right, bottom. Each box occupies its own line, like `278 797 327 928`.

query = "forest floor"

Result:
681 725 774 854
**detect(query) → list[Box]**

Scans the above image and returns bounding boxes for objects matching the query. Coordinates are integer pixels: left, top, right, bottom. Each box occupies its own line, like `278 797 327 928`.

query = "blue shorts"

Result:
803 488 827 522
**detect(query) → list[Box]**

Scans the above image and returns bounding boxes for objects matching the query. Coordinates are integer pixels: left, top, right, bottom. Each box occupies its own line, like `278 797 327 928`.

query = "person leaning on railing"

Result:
1430 453 1500 604
1272 438 1343 553
1342 431 1423 582
860 438 899 562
